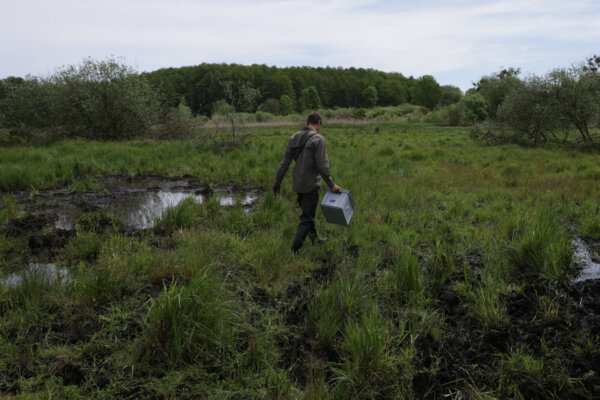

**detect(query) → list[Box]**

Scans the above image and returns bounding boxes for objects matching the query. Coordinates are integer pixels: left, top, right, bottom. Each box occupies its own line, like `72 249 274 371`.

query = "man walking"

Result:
273 112 342 253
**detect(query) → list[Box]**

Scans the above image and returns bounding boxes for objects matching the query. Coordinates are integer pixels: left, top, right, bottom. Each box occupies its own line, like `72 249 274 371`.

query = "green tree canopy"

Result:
299 86 321 111
475 68 522 118
361 85 378 108
441 85 463 106
279 94 295 115
411 75 443 110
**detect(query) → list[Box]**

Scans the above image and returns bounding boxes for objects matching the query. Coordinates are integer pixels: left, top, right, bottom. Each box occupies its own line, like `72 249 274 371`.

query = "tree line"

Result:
0 58 457 140
141 63 457 115
2 56 598 146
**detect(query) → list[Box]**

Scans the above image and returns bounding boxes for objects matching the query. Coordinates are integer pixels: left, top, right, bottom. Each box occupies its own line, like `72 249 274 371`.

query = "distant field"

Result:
1 123 599 399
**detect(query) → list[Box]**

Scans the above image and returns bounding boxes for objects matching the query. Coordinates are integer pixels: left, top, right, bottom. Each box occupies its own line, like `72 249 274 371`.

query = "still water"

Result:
572 237 600 282
2 263 72 289
54 189 259 230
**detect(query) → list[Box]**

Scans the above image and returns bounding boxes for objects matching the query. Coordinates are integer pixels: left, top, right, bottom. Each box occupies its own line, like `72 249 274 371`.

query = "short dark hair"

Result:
306 112 322 125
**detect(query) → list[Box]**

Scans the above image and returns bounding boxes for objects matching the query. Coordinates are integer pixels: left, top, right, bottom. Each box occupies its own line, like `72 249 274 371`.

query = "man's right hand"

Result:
331 184 342 193
272 185 281 196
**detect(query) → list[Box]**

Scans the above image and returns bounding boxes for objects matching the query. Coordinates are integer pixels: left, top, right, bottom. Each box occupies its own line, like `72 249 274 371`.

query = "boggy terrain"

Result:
1 124 600 399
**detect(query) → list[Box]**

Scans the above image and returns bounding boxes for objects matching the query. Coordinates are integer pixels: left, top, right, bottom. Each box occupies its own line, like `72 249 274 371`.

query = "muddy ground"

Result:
1 175 599 398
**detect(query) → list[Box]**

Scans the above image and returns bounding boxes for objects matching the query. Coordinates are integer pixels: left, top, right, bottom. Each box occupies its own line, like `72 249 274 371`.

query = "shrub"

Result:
255 111 275 122
443 102 464 126
367 109 386 119
546 67 600 145
153 100 198 139
462 92 488 122
259 98 280 115
469 121 513 145
6 57 162 140
423 108 449 125
496 76 561 144
351 108 367 119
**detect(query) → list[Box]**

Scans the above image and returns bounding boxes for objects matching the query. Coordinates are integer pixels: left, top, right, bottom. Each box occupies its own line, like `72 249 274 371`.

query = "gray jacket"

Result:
274 127 335 193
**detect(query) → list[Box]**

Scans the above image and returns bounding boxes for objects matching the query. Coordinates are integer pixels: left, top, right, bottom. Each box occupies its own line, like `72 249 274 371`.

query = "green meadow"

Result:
1 122 599 399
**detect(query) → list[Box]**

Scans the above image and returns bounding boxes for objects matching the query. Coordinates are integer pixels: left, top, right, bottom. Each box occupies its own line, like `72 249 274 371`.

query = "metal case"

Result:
320 189 354 226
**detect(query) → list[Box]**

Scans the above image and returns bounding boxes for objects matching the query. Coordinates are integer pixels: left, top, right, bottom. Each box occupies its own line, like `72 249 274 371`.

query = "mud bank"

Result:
9 175 261 230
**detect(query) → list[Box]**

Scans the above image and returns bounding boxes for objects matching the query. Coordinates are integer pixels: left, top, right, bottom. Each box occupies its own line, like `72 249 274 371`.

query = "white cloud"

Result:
1 0 599 90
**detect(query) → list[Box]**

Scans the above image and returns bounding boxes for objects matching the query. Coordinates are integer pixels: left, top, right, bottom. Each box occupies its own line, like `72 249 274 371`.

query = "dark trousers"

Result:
291 189 319 252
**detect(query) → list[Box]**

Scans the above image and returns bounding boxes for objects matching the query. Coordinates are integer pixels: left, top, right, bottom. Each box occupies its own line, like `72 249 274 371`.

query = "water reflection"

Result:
108 191 206 229
2 263 72 289
54 189 259 230
572 237 600 282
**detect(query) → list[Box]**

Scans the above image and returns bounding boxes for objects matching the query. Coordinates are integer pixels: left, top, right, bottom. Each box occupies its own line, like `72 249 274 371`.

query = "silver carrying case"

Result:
320 189 354 226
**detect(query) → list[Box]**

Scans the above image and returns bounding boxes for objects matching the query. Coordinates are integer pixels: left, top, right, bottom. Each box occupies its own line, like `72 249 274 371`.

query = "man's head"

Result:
306 112 323 131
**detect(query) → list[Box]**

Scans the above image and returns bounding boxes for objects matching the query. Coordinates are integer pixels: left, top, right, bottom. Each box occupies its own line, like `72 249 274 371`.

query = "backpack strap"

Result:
293 132 316 160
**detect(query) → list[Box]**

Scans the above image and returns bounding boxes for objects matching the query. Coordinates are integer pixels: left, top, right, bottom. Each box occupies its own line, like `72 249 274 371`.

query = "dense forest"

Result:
141 63 449 115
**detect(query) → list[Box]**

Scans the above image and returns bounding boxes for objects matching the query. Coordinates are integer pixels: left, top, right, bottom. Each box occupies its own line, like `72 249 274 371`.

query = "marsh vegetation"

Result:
1 122 599 399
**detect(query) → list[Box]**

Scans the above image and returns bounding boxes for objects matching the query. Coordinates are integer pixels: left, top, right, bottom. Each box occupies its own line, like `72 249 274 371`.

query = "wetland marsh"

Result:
1 123 599 399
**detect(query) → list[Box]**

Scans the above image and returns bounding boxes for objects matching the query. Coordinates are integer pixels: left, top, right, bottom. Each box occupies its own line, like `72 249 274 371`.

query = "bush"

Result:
351 108 367 120
255 111 275 122
470 121 513 145
496 76 562 145
367 109 386 119
259 98 280 115
423 109 449 125
462 92 488 122
6 57 162 140
447 102 466 126
153 100 198 139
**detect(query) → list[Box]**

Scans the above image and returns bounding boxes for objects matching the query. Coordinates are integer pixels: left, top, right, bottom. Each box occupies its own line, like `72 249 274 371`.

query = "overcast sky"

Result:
2 0 599 91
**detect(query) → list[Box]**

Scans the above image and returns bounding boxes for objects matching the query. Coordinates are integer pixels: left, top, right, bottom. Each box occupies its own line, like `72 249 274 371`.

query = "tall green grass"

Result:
308 273 375 351
380 247 423 305
143 275 235 368
508 210 573 284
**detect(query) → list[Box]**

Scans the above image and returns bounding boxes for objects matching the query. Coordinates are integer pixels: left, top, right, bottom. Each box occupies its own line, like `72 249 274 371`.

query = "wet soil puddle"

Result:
2 263 71 289
572 237 600 282
13 176 260 230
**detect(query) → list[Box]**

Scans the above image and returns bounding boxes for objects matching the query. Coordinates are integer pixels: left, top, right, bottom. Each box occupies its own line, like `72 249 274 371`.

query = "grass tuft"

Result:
508 210 573 284
142 274 235 368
